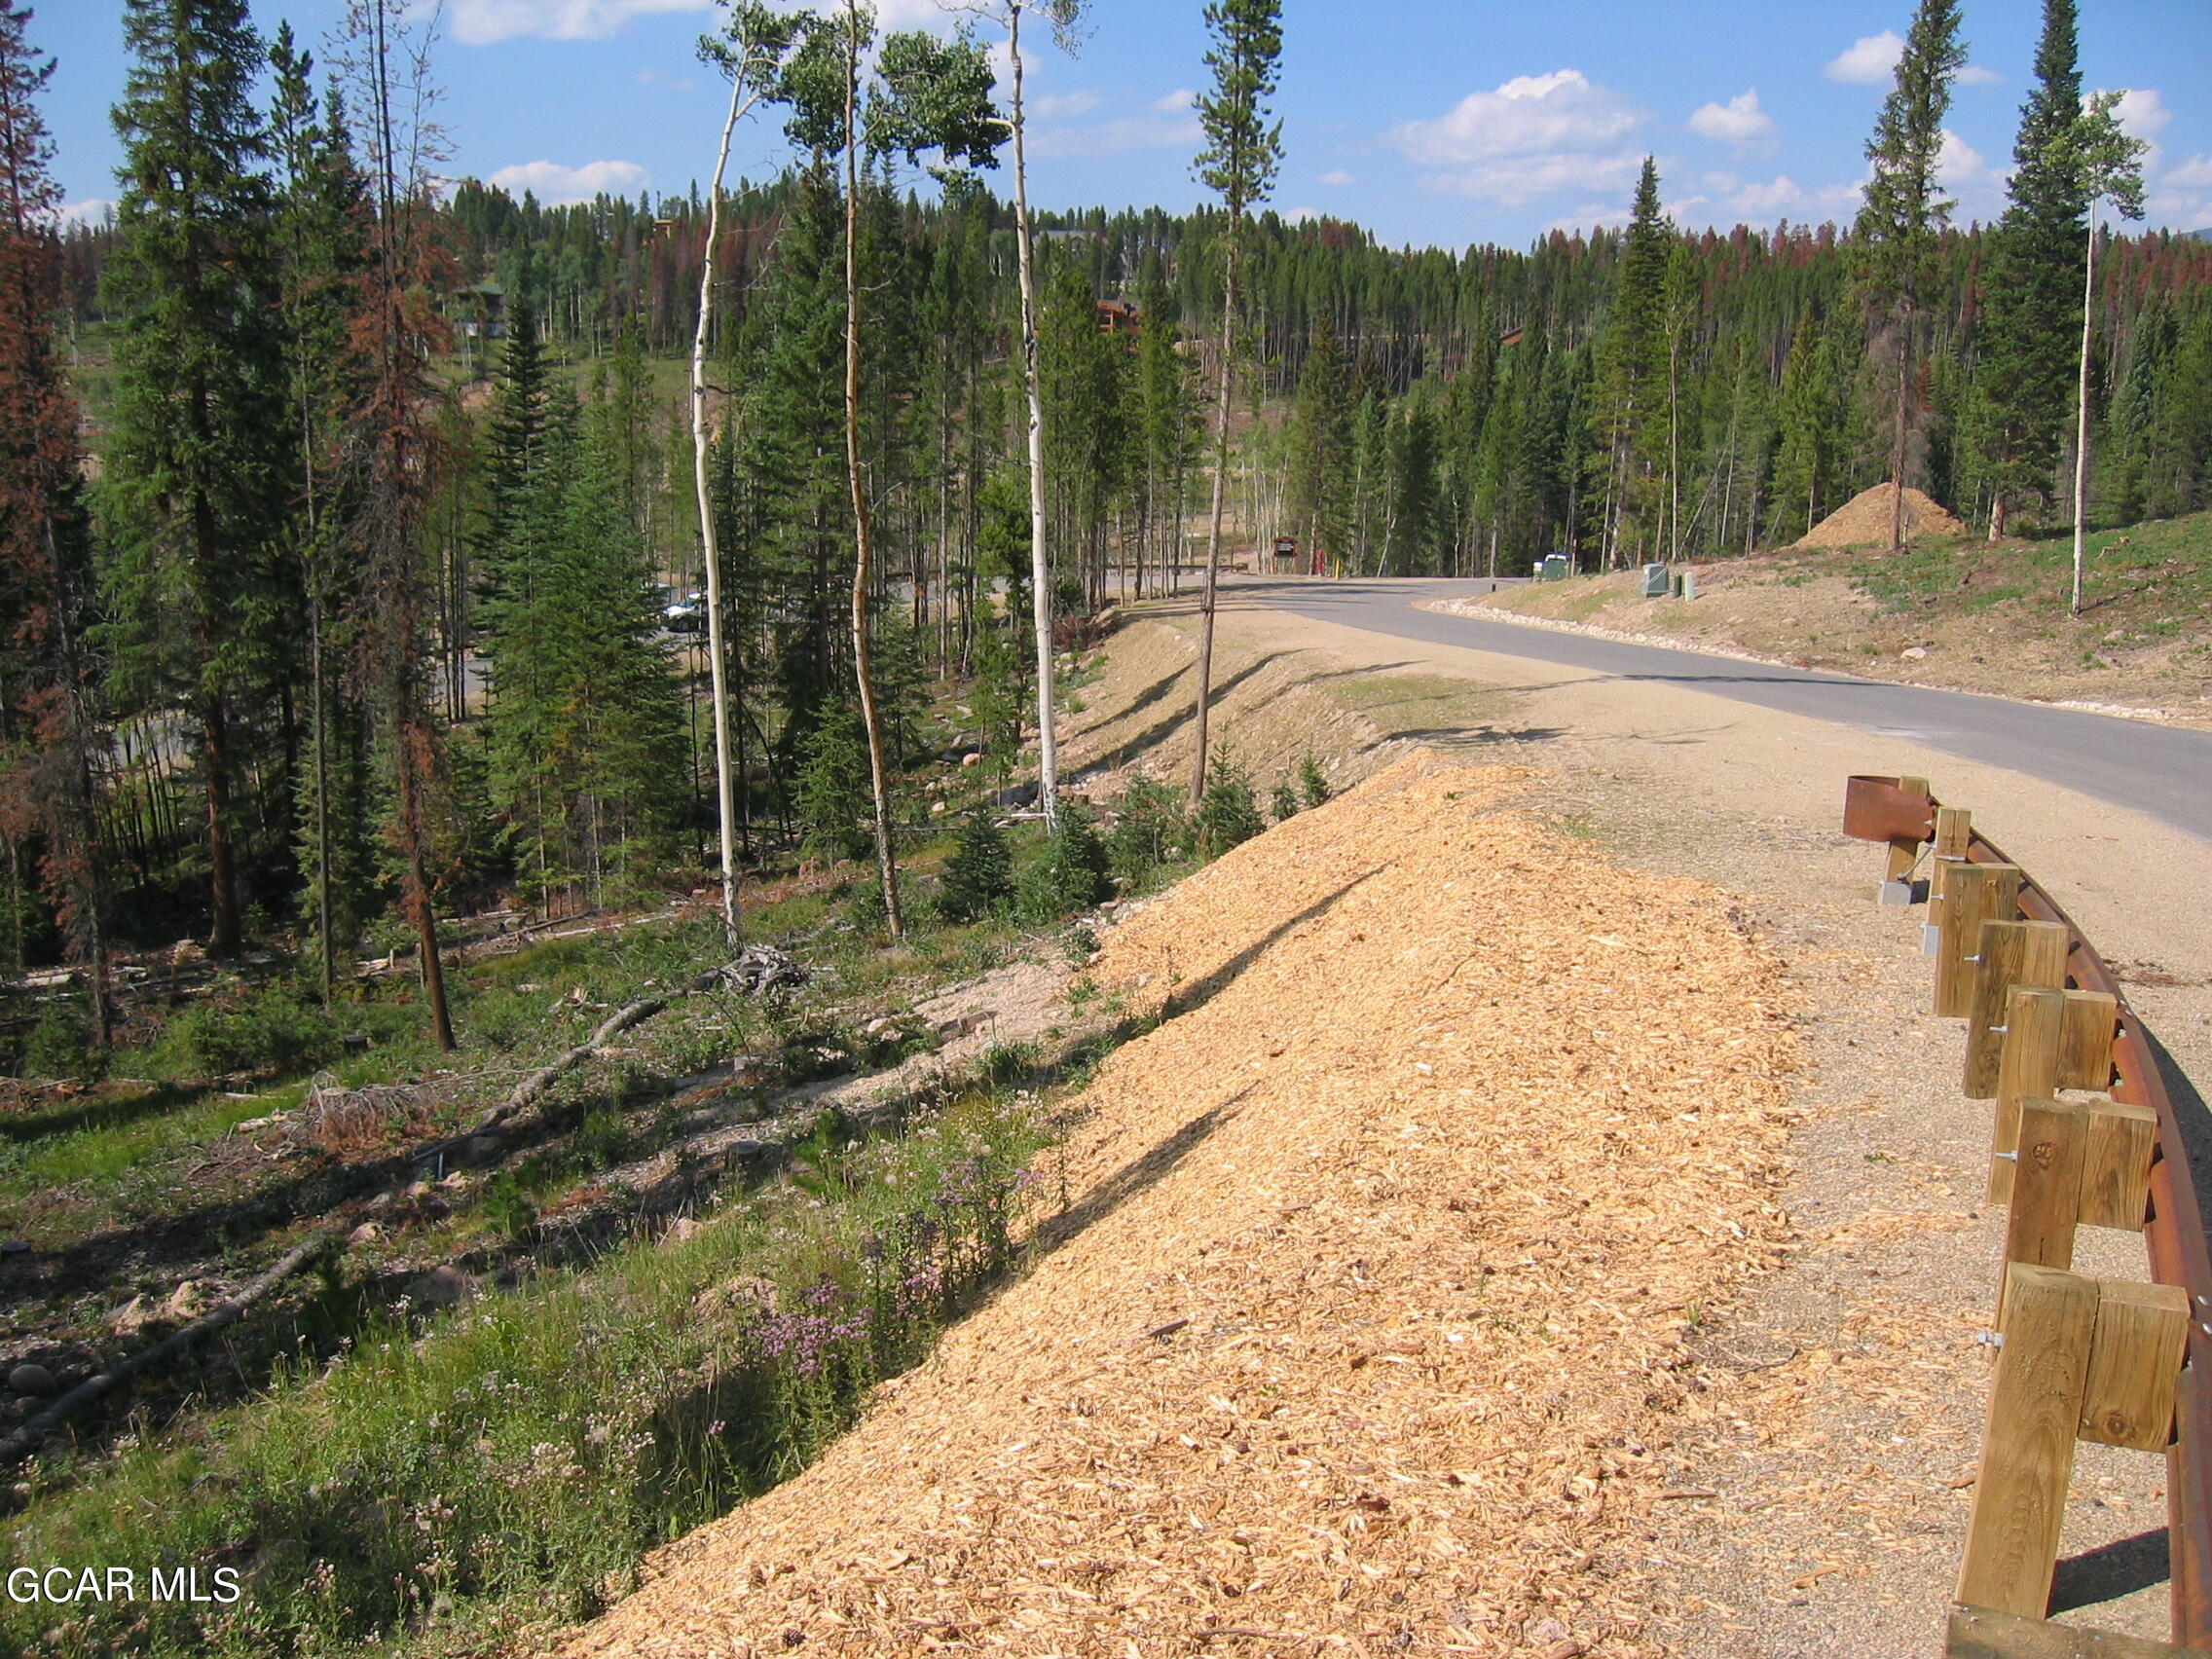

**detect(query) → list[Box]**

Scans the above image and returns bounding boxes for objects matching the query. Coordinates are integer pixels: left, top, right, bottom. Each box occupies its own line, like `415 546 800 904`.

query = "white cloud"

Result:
450 0 706 45
2114 88 2170 148
1394 70 1641 164
2162 154 2212 190
1319 168 1356 187
1937 129 1992 190
56 198 116 228
487 158 650 203
1149 88 1196 113
1688 89 1775 147
1956 64 2003 86
634 65 696 91
452 0 940 45
1389 69 1647 205
1030 89 1100 118
1286 206 1319 225
1825 31 1901 85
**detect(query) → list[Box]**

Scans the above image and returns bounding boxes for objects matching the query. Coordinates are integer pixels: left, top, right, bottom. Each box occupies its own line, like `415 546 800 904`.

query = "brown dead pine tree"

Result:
0 0 112 1045
339 0 454 1047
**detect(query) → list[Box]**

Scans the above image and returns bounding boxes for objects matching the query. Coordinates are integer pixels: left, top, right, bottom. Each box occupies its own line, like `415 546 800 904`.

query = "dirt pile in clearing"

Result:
1794 484 1965 549
557 755 1801 1659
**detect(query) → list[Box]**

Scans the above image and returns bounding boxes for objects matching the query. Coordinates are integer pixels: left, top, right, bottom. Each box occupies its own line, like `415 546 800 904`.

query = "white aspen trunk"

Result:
842 2 903 935
2072 207 2097 616
692 63 756 944
1007 6 1059 830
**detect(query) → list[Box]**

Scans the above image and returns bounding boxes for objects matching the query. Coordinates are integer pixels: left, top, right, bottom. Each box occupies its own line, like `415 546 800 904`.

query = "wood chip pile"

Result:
1792 485 1966 549
558 755 1802 1658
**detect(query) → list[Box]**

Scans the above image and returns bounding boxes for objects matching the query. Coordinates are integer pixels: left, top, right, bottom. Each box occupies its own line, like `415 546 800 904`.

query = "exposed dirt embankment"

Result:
558 756 1801 1658
1429 523 2212 729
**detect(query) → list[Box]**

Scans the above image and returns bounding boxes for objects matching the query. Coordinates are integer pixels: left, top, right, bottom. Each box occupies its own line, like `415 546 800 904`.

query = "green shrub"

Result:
795 707 874 865
1196 753 1264 859
19 1000 95 1080
1271 779 1300 823
480 1169 537 1241
158 985 342 1081
1107 771 1186 881
1299 753 1332 809
1017 797 1111 921
939 807 1014 922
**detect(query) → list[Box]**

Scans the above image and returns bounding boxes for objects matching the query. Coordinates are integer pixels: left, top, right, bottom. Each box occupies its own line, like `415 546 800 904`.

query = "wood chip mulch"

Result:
554 754 1803 1658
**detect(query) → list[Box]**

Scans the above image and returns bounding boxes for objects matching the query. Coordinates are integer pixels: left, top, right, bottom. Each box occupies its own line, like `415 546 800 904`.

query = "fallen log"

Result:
0 1225 344 1470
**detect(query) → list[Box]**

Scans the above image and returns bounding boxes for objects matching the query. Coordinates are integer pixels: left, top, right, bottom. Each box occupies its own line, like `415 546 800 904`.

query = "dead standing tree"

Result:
338 0 455 1047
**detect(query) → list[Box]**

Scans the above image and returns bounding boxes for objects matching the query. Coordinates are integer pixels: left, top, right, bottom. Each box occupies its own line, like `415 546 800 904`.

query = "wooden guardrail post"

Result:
1960 1265 2190 1619
1930 804 1975 924
1967 918 2072 1097
1939 863 2023 1018
2004 1100 2091 1272
1882 773 1932 903
1949 1604 2212 1657
1993 989 2122 1203
2058 991 2120 1091
1993 988 2066 1203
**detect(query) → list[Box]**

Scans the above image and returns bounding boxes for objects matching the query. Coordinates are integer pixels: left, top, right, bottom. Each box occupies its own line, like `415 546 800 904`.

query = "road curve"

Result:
1237 575 2212 844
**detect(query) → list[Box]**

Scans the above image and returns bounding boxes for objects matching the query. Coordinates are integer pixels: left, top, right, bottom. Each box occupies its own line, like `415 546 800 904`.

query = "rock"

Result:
1 1240 30 1256
162 1280 210 1321
347 1222 383 1246
8 1363 56 1397
960 752 982 768
663 1216 703 1243
401 1267 480 1309
1900 645 1929 660
934 1012 990 1041
108 1295 158 1337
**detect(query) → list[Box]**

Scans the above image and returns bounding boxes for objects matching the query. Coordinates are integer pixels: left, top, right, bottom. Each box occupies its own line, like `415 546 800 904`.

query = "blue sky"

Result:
37 0 2212 248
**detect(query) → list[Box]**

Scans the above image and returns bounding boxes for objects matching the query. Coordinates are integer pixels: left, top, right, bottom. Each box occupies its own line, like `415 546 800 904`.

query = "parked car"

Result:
662 589 706 632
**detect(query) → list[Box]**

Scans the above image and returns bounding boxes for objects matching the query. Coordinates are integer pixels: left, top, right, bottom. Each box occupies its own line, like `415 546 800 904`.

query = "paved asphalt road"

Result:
1239 575 2212 843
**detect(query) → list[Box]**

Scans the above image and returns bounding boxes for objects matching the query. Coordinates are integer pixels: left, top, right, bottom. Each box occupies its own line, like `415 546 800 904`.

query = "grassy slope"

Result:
1464 511 2212 723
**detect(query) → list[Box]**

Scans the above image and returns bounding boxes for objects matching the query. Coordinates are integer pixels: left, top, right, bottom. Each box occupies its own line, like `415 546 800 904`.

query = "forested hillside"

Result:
7 0 2211 1037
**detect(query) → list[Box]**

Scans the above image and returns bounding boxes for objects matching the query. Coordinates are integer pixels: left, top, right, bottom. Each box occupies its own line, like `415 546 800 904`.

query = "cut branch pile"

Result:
556 754 1804 1659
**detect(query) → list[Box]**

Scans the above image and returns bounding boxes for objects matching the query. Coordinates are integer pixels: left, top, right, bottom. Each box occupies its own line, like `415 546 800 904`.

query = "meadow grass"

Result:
5 1087 1052 1659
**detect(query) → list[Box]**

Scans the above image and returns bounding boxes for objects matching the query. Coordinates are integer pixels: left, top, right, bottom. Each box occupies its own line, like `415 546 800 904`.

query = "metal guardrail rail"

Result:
1845 775 2212 1649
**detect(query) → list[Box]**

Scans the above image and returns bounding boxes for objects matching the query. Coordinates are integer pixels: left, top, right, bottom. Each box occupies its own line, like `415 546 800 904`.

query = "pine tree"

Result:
270 27 375 1001
1971 0 2085 539
939 803 1013 922
1599 158 1672 567
105 0 293 954
1188 0 1282 806
0 0 111 1041
1854 0 1966 551
1286 307 1351 568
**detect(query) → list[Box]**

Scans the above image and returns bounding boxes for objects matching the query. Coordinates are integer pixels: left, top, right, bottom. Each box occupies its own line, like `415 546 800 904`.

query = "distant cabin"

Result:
453 281 506 340
1095 298 1140 336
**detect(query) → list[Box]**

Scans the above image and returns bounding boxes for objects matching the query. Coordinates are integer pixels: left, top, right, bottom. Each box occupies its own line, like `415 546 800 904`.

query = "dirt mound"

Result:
1794 484 1966 549
557 755 1800 1659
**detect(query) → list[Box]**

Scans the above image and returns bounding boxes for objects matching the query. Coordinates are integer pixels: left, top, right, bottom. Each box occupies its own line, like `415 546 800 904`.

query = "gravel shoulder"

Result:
1173 584 2212 1654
